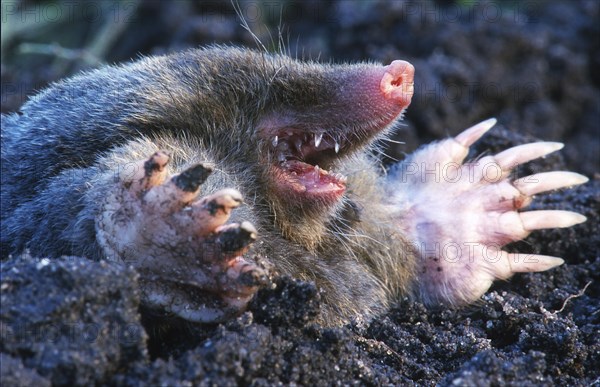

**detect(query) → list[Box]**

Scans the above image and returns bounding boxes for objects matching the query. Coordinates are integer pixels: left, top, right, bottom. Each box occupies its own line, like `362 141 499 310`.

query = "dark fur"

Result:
1 47 415 324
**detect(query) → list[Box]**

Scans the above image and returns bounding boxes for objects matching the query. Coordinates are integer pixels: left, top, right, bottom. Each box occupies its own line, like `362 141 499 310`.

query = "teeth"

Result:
314 133 323 148
330 173 348 183
334 142 340 154
278 153 286 162
272 135 278 147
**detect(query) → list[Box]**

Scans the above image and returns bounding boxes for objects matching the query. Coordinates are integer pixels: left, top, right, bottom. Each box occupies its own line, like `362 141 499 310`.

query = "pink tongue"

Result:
287 162 344 194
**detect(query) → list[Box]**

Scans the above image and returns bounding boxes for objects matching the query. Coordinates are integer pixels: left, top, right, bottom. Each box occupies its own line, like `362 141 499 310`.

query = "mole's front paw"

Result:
96 152 267 323
387 119 588 306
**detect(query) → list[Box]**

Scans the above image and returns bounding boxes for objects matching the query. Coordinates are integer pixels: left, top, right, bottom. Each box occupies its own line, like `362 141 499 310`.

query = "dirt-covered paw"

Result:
386 119 588 306
96 152 268 323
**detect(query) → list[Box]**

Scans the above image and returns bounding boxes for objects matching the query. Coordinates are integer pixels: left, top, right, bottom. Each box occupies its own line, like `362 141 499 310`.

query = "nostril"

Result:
391 77 404 87
380 60 415 106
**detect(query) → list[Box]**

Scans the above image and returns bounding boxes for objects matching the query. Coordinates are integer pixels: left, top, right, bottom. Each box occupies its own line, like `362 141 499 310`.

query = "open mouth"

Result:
269 129 349 200
261 59 415 204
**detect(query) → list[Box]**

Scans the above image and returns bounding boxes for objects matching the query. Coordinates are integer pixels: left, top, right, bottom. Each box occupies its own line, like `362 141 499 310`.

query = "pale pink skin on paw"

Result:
96 152 266 323
386 119 588 306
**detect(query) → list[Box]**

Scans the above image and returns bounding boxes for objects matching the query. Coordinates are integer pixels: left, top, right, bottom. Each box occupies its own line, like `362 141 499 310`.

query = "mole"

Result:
1 47 588 325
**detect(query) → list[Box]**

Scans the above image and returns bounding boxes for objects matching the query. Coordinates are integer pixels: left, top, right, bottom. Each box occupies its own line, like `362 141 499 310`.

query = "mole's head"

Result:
254 54 414 246
163 48 414 247
257 57 414 199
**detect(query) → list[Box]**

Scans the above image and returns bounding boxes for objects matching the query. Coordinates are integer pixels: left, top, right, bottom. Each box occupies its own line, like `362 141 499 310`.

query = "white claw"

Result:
494 142 564 171
272 135 278 147
455 118 497 147
315 133 323 148
507 253 565 273
514 172 589 196
520 210 587 231
334 142 340 154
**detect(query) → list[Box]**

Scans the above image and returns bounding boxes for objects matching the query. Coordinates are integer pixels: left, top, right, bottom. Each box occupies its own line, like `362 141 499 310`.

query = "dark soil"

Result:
2 1 598 385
